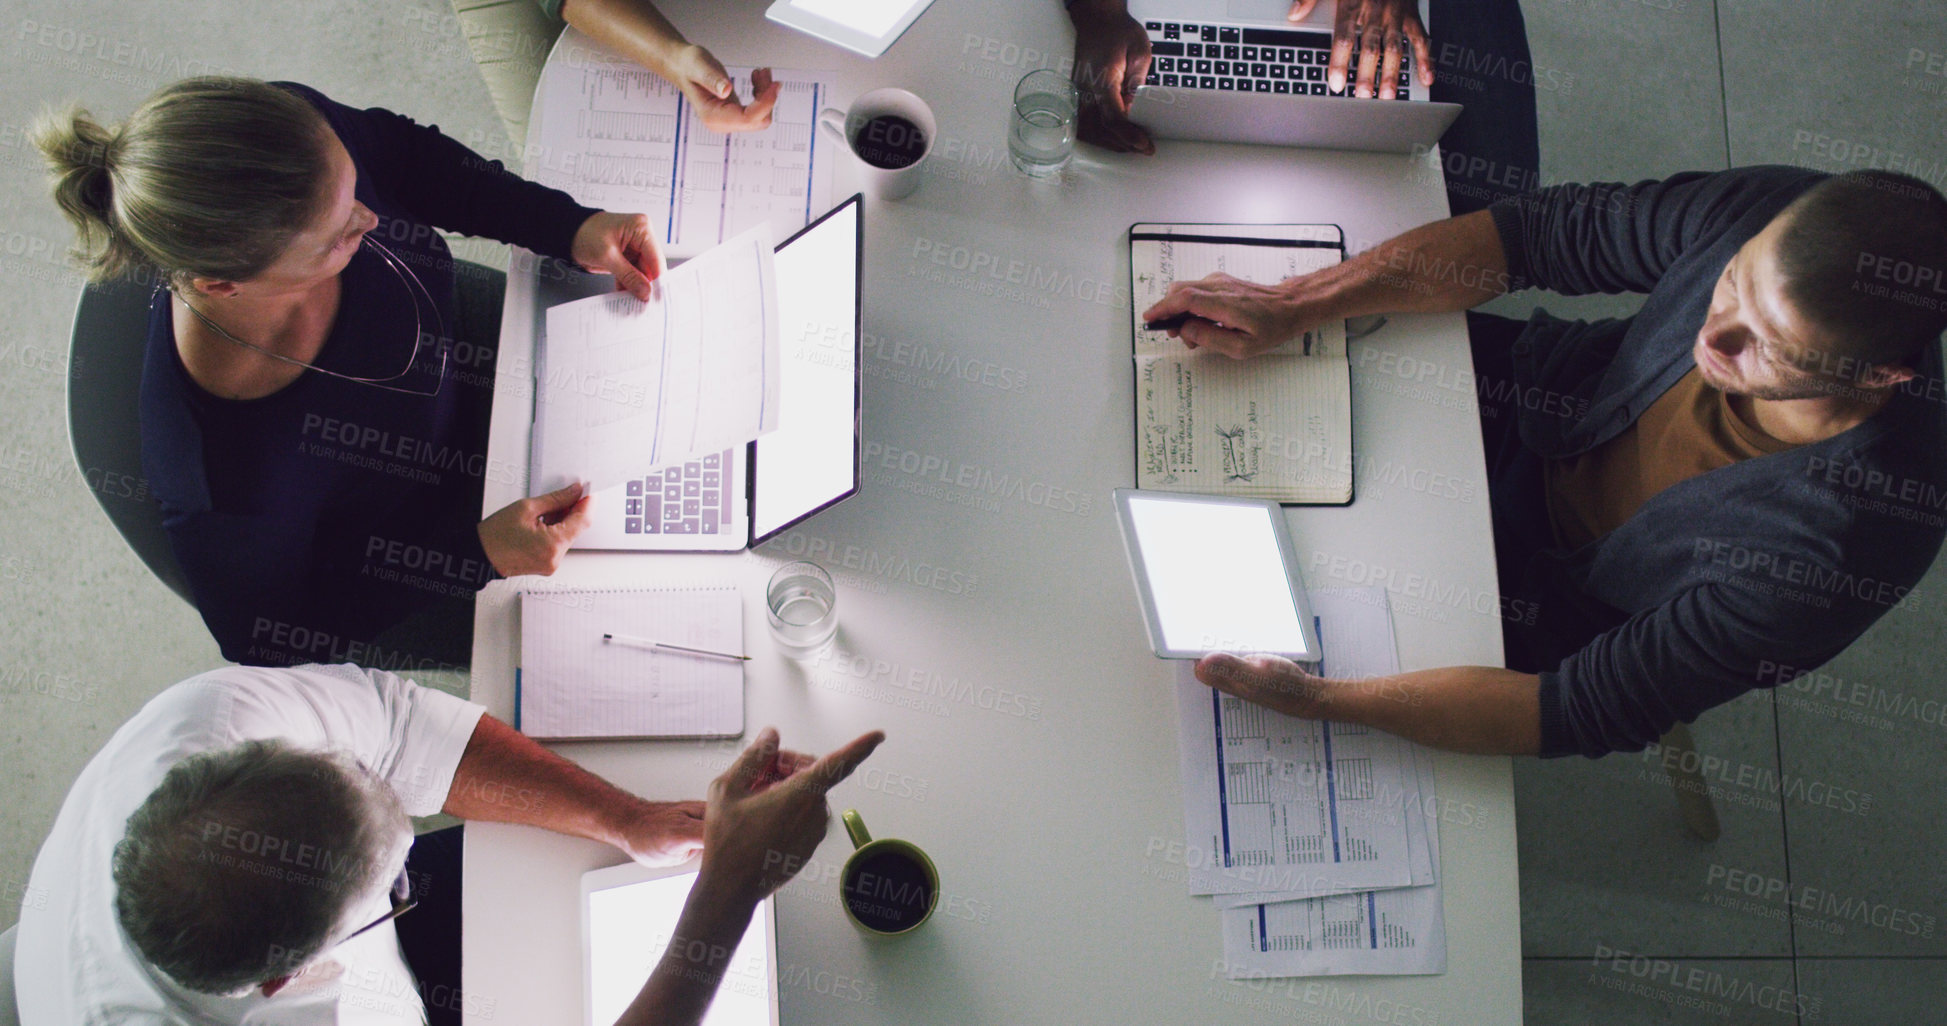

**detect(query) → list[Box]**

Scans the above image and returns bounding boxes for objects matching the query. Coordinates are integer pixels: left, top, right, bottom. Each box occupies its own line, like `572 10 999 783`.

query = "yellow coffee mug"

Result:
839 809 939 935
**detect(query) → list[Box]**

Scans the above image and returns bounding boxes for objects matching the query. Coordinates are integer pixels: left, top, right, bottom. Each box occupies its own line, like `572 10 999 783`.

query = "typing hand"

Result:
1140 271 1318 359
698 728 885 902
1289 0 1433 99
615 800 708 867
572 212 667 302
669 46 782 134
477 481 592 577
1195 653 1332 719
1068 0 1155 155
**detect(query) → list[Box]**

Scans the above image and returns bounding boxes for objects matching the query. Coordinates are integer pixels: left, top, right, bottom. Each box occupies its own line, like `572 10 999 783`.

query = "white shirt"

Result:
13 663 486 1026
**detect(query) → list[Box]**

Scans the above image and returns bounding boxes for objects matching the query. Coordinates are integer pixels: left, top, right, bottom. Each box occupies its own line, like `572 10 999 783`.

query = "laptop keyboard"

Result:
621 449 735 535
1141 21 1412 99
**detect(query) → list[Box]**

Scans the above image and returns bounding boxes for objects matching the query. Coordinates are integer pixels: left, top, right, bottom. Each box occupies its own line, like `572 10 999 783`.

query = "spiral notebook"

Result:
517 588 745 740
1129 222 1352 505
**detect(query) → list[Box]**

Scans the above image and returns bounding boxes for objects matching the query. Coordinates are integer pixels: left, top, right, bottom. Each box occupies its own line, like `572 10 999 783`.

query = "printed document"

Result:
1218 787 1446 978
1174 589 1421 898
531 225 780 493
528 36 834 257
1172 587 1448 976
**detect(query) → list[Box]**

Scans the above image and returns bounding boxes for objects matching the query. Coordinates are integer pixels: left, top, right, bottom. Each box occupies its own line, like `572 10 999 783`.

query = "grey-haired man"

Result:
15 662 879 1025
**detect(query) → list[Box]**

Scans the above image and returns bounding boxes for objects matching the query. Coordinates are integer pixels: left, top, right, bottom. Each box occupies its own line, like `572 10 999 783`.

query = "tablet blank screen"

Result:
588 872 771 1026
785 0 923 37
1124 494 1312 656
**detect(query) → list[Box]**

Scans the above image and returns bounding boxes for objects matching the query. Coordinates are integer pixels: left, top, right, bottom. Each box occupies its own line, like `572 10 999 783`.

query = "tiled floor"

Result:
0 0 1942 1022
0 0 499 931
1510 0 1947 1020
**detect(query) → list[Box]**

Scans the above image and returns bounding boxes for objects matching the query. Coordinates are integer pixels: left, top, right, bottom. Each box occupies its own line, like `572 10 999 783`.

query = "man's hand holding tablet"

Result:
1194 652 1333 719
1116 489 1541 754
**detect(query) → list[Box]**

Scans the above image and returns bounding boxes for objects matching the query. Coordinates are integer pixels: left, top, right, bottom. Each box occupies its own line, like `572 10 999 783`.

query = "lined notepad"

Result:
517 588 745 740
1130 223 1352 504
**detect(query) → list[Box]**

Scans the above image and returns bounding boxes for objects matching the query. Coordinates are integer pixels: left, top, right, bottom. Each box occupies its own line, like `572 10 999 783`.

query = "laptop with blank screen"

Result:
529 195 863 551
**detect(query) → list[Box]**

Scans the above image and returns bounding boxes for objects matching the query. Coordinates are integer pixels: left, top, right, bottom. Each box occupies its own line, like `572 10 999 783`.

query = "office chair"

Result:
66 274 193 605
0 923 20 1026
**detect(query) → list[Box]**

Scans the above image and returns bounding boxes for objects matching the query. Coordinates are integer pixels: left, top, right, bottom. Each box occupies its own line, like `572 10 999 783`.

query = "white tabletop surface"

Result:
465 2 1522 1022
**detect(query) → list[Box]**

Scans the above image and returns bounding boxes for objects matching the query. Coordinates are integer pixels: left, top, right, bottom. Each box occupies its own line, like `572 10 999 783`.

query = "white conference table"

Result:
465 2 1521 1023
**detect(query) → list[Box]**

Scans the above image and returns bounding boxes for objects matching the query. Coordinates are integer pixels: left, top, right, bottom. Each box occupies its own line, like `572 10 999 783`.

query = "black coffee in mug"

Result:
852 114 927 170
842 849 934 932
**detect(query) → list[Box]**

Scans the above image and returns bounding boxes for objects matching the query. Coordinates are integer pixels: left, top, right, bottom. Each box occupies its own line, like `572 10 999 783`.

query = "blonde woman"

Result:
38 77 661 667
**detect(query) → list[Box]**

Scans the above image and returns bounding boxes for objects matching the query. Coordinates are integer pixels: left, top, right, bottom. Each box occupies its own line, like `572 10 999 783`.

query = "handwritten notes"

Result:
1130 225 1351 503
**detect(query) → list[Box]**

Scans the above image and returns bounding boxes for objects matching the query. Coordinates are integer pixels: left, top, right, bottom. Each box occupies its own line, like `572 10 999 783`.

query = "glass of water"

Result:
766 561 838 657
1009 69 1078 177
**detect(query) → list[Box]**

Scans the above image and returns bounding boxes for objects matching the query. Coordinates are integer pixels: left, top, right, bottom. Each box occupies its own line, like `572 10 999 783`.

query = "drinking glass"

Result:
1008 70 1078 177
766 561 838 656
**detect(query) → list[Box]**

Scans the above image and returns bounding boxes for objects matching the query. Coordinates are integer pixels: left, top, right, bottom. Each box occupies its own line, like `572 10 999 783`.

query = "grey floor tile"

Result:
1794 957 1947 1022
1483 0 1735 325
1523 955 1800 1024
0 0 497 929
1515 689 1792 957
1718 0 1947 177
1521 0 1730 182
1773 555 1947 958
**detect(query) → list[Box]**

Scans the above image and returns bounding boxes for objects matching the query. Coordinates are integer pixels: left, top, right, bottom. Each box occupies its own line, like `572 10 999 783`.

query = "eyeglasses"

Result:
341 867 418 945
167 235 452 397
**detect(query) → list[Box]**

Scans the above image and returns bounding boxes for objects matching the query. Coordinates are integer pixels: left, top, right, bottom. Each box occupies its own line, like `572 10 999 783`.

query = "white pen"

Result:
602 632 751 662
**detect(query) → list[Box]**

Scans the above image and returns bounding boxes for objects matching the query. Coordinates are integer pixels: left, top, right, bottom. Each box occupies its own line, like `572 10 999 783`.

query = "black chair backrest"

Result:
66 275 192 604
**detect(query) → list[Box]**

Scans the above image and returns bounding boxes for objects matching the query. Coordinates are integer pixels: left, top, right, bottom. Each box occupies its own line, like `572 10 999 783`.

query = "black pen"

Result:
1144 312 1218 333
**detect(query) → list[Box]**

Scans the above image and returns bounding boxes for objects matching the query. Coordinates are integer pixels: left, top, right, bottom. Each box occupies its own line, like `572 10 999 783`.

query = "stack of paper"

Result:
1173 588 1446 977
529 224 781 494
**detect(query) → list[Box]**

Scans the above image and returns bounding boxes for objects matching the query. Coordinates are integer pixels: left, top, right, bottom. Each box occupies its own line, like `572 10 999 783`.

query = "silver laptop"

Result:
526 196 863 552
1125 0 1460 152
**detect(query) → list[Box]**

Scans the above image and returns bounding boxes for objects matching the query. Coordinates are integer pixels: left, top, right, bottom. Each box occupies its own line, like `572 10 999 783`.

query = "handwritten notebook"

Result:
517 588 744 740
1129 223 1352 505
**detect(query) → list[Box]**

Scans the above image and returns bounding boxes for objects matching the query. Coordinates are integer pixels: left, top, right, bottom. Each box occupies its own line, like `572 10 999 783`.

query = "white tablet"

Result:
1112 488 1321 662
582 862 778 1026
764 0 940 58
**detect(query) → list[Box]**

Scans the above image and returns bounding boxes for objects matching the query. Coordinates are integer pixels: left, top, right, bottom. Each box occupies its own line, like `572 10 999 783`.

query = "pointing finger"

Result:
788 730 886 796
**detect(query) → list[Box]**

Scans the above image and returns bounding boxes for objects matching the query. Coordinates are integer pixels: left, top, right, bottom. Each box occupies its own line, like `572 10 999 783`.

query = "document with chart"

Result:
530 225 780 493
1173 589 1423 898
1217 750 1447 978
1173 587 1448 976
529 31 835 257
1129 223 1351 504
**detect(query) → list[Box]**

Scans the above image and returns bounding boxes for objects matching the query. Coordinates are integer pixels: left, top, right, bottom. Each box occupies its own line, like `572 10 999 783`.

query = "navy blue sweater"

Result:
140 82 597 667
1486 166 1947 757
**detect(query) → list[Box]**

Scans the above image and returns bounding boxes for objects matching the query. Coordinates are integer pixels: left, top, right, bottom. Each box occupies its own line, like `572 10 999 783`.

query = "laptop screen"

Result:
750 196 862 542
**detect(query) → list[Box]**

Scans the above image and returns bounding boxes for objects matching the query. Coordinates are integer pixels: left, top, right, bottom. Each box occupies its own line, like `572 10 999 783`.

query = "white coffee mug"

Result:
819 88 935 201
